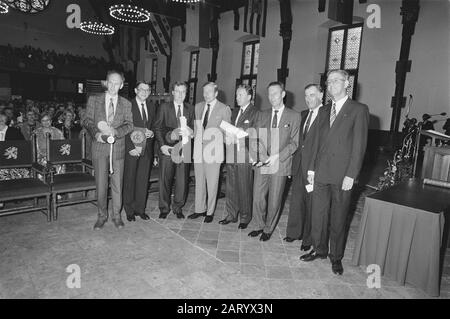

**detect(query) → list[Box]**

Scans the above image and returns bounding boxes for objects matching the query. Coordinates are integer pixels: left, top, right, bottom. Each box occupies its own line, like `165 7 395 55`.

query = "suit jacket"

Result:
124 98 156 159
82 93 134 160
5 127 25 140
311 98 370 185
225 104 259 164
154 101 195 149
193 100 231 163
251 107 301 176
292 107 325 179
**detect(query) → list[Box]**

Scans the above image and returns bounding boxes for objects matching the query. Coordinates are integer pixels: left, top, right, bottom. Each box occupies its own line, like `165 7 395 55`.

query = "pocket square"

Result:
244 120 250 124
283 124 290 128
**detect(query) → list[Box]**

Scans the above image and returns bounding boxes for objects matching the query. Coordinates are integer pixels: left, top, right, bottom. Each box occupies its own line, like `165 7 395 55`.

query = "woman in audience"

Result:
55 110 81 139
34 112 64 168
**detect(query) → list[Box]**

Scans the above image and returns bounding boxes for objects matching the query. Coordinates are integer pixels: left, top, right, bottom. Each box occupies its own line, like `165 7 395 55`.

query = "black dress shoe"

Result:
248 230 263 237
93 217 107 230
238 223 248 230
283 236 297 243
204 215 214 223
331 260 344 275
188 212 206 219
219 218 236 225
126 215 136 222
136 213 150 220
300 244 311 251
174 211 185 219
158 212 168 219
260 232 271 241
299 250 327 262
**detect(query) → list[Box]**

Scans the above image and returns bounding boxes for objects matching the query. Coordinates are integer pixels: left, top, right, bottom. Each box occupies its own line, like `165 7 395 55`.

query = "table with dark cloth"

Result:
352 178 450 297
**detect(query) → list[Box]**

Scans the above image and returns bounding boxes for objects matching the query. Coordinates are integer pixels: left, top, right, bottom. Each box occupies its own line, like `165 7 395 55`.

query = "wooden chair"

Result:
45 132 96 220
0 137 51 221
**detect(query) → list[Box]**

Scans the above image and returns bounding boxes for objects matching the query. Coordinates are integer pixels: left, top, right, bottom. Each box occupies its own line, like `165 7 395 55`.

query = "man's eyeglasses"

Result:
326 78 346 85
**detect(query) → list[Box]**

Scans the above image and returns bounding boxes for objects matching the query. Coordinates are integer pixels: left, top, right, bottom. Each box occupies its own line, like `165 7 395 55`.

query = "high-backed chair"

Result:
45 132 96 220
0 137 51 221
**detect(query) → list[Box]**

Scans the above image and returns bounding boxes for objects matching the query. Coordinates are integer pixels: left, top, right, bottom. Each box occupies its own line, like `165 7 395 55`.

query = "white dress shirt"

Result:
303 104 322 132
136 98 149 121
333 95 348 116
174 101 184 118
271 105 285 128
0 126 7 141
202 99 217 123
105 93 118 119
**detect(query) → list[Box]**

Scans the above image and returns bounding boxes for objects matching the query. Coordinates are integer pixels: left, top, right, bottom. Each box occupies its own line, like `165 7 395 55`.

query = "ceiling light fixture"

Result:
109 4 151 23
80 21 115 36
0 1 8 14
171 0 202 3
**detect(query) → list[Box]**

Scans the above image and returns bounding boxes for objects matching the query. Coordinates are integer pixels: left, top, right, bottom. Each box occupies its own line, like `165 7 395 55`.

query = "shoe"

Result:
260 232 271 241
93 217 107 230
299 250 327 262
159 212 168 219
204 215 214 223
188 212 206 219
174 211 185 219
300 244 311 251
331 260 344 275
219 218 235 225
112 218 124 229
126 215 136 222
248 230 263 237
136 213 149 220
283 236 297 243
238 223 248 230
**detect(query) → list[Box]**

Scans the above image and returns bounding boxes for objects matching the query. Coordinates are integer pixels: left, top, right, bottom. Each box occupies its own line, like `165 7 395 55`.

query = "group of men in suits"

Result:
82 69 369 275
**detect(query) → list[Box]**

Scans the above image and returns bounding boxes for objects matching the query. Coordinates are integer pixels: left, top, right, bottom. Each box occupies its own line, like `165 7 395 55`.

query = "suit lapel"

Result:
99 94 107 122
329 99 351 134
237 104 253 126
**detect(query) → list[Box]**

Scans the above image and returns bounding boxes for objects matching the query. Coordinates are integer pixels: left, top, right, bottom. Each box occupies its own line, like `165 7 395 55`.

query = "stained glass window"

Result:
239 40 259 105
150 58 157 94
324 24 363 100
187 51 199 105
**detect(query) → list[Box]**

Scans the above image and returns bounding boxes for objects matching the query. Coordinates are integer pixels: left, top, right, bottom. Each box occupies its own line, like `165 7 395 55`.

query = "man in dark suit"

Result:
300 69 370 276
220 84 258 230
189 82 231 223
248 81 300 241
0 114 25 141
123 81 156 222
154 81 194 219
284 84 324 251
82 70 134 230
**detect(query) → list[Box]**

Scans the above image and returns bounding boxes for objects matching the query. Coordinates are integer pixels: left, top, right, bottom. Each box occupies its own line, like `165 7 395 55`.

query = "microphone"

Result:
428 112 447 117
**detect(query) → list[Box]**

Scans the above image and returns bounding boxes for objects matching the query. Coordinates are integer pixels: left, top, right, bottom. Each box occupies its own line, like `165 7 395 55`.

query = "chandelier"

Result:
3 0 50 13
109 4 151 23
80 21 115 36
0 2 8 14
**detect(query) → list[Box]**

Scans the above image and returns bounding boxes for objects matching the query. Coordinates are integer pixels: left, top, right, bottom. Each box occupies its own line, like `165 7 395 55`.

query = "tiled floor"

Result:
0 181 449 299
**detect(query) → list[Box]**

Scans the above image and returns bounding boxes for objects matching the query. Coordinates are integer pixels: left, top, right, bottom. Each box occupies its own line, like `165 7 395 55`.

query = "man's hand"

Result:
264 154 279 167
145 129 154 139
342 176 354 191
160 145 173 156
129 149 140 157
95 132 106 143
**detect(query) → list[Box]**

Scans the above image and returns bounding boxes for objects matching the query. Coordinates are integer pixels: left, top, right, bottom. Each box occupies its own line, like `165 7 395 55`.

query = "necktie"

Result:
235 108 243 126
272 110 278 128
108 98 114 124
202 103 210 129
303 110 313 138
330 102 336 127
176 105 181 127
141 103 147 125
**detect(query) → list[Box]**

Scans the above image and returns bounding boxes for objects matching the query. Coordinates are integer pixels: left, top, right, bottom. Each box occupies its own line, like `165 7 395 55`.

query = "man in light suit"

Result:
188 82 231 223
220 84 258 230
248 81 301 241
300 69 369 276
123 81 156 222
82 70 133 230
154 81 194 219
284 84 324 251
